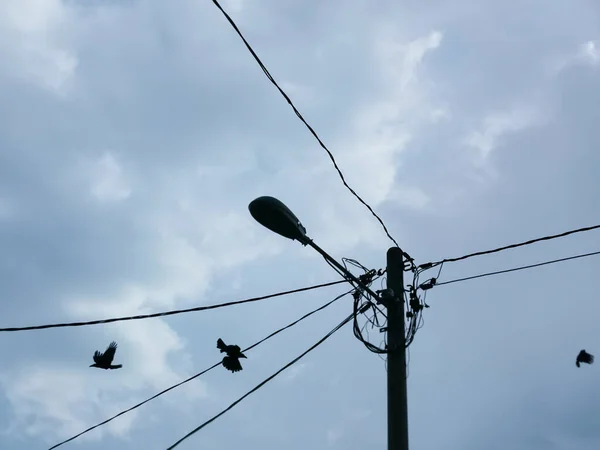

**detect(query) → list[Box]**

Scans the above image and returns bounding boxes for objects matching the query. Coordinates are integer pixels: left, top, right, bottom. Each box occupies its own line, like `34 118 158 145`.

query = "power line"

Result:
435 249 600 287
420 224 600 269
166 310 355 449
2 280 347 332
48 288 354 450
210 0 400 250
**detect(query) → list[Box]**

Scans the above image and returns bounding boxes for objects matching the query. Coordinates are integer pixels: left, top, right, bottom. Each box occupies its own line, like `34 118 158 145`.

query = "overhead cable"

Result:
210 0 402 250
435 250 600 287
2 280 347 332
166 311 355 449
48 288 354 450
420 223 600 269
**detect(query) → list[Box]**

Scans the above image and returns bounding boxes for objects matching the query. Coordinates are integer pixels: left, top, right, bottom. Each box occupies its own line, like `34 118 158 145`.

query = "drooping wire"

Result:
403 248 600 351
209 0 401 249
2 280 348 333
324 257 387 318
435 249 600 287
403 261 443 348
48 289 355 450
420 224 600 269
165 310 356 449
322 256 387 354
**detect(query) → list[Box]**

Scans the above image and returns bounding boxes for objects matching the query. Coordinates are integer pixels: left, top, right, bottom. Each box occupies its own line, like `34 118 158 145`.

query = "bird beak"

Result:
240 354 247 359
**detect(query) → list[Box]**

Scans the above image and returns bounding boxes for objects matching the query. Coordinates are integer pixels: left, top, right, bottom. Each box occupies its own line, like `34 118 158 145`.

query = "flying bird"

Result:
90 341 123 370
217 338 247 373
576 349 594 368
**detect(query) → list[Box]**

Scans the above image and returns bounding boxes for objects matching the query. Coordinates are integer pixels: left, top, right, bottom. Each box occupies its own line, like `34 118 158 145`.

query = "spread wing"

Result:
222 356 243 373
576 350 594 367
217 338 227 353
93 350 103 364
102 341 118 364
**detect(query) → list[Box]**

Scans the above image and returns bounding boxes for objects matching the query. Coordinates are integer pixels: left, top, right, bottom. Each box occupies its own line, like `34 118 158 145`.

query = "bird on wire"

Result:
90 341 123 370
217 338 247 373
576 349 594 368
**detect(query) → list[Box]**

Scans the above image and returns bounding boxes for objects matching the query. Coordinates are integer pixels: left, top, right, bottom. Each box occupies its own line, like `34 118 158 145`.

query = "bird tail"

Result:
217 338 227 353
110 364 123 369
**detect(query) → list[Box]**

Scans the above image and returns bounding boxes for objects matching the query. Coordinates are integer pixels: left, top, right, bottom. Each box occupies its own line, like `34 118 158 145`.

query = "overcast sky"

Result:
1 0 600 449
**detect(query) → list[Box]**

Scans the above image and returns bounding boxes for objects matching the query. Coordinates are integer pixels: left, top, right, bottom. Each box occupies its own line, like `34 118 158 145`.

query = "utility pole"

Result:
386 247 409 450
247 196 410 449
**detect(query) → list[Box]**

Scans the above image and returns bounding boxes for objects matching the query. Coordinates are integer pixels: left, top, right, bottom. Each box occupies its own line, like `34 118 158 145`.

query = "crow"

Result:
576 349 594 368
90 341 123 370
217 338 247 373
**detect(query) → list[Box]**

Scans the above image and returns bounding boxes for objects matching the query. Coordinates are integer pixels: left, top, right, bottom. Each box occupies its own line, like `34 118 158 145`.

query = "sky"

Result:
1 0 600 449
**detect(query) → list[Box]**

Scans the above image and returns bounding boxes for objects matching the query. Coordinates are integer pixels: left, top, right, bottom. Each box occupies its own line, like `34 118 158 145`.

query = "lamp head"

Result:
248 196 310 245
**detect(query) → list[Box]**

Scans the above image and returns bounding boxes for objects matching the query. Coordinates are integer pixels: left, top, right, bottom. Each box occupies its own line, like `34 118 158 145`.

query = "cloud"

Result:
326 428 343 446
1 286 208 443
389 185 432 210
375 30 443 91
549 39 600 75
1 1 600 450
430 107 451 123
0 0 78 94
87 152 132 202
463 107 542 160
220 0 246 14
314 30 443 216
0 365 139 442
578 40 600 66
277 362 310 384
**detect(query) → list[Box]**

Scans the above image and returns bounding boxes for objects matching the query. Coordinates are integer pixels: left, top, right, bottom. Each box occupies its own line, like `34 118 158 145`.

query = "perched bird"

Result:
90 341 123 370
576 349 594 368
217 338 247 373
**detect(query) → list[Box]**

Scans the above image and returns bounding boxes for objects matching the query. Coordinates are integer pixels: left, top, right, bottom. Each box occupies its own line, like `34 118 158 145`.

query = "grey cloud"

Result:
1 1 600 449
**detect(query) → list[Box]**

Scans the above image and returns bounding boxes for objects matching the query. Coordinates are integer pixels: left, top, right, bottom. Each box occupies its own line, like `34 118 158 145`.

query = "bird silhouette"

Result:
90 341 123 370
217 338 247 373
576 349 594 368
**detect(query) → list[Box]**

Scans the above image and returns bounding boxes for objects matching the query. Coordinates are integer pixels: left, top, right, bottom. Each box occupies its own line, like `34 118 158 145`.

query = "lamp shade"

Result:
248 196 309 245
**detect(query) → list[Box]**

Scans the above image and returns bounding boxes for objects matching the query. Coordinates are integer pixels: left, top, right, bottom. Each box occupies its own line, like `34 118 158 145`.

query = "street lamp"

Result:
248 196 381 301
248 196 311 246
249 196 410 450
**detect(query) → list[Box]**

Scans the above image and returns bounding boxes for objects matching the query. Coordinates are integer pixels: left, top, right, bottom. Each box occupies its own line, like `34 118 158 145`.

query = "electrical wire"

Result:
48 289 355 450
322 255 387 353
402 260 441 348
165 310 355 449
420 224 600 269
352 278 388 354
210 0 401 249
325 257 387 319
419 262 444 308
336 259 388 354
435 249 600 287
2 280 348 333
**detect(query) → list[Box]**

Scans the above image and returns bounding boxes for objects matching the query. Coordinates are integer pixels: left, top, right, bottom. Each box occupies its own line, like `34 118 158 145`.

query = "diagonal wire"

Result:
210 0 400 249
166 310 355 449
435 250 600 287
48 288 354 450
1 280 347 332
421 224 600 268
